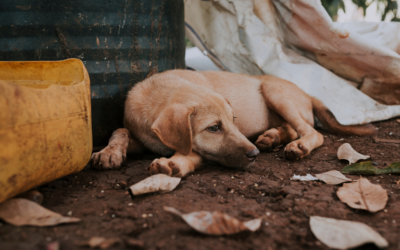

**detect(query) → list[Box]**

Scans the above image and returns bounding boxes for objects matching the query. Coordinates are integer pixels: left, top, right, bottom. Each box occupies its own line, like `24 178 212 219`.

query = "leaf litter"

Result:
129 174 181 195
315 170 352 185
0 198 80 226
337 177 388 212
342 161 400 175
310 216 388 249
164 206 261 235
337 143 370 164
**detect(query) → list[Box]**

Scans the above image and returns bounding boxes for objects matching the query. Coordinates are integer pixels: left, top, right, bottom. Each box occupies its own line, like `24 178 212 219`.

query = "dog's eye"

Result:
207 125 219 132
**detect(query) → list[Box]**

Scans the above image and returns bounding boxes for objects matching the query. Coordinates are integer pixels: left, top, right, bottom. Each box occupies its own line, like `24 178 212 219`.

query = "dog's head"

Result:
151 86 259 168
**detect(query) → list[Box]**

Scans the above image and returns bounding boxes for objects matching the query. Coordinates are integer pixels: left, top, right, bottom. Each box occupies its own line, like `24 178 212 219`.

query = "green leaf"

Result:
342 161 400 175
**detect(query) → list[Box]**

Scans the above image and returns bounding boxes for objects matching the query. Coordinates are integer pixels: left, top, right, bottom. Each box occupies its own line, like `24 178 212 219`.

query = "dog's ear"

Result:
151 104 194 155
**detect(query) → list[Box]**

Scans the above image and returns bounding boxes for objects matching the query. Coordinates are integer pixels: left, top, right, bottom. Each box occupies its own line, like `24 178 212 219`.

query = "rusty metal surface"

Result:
0 0 185 146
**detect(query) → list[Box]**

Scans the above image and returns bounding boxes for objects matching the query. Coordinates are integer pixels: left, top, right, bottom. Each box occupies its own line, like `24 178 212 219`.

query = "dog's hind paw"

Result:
148 158 182 177
90 146 126 170
255 130 280 151
284 140 309 160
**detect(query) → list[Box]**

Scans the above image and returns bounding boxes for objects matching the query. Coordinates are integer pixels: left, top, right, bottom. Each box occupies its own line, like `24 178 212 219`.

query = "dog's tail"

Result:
311 97 375 136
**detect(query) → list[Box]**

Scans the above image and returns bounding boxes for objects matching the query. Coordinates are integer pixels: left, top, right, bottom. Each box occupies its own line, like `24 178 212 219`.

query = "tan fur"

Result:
90 70 375 176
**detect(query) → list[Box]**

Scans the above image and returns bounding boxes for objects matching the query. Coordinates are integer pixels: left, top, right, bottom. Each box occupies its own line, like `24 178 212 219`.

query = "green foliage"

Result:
321 0 346 21
321 0 399 21
342 161 400 175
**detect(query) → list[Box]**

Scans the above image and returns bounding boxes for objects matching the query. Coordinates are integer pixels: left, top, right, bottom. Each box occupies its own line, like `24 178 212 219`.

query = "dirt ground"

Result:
1 119 400 250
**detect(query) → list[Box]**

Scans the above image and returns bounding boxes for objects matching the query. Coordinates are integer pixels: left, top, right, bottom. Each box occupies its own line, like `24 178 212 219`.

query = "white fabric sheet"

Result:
184 0 400 125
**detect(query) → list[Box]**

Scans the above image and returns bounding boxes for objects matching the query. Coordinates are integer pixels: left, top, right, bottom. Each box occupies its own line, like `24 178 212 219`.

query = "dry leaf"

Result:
75 237 121 249
337 143 370 164
0 198 80 226
337 177 388 212
129 174 181 195
164 206 261 235
290 174 318 181
310 216 388 249
315 170 352 185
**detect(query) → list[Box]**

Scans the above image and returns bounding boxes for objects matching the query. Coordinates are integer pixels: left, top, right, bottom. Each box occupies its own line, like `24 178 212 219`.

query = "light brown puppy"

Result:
90 70 374 176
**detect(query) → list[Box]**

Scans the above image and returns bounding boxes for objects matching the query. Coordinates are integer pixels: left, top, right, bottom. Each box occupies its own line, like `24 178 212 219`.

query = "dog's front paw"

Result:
284 140 309 160
90 146 126 170
148 158 182 177
255 130 280 151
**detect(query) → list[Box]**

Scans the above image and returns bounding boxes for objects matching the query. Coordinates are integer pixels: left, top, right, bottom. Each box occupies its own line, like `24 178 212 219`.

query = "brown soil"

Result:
1 119 400 250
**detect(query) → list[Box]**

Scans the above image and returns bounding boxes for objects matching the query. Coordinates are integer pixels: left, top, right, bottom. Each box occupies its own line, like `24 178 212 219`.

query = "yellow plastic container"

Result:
0 59 92 203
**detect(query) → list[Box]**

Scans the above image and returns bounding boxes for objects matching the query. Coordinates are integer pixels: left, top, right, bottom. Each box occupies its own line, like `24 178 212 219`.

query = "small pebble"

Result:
46 237 52 242
261 193 265 196
101 190 104 193
67 211 72 216
372 162 378 166
384 220 387 224
111 214 115 218
339 138 344 141
142 223 148 228
231 176 234 179
128 203 133 206
266 212 271 216
148 214 153 217
254 183 259 187
230 189 234 193
265 222 269 226
393 220 396 224
384 209 387 213
142 214 147 218
213 184 216 187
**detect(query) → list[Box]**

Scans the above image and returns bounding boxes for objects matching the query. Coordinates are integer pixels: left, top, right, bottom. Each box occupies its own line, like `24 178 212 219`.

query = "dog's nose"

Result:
246 148 259 161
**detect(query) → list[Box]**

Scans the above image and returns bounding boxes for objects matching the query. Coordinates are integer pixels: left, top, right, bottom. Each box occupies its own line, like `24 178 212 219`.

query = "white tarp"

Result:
184 0 400 125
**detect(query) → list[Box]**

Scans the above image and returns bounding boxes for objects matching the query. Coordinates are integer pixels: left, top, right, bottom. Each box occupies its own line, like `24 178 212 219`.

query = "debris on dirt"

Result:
310 216 388 249
129 174 181 196
290 174 318 181
337 177 388 212
373 137 400 144
75 237 121 249
337 143 370 164
15 190 44 204
342 161 400 175
163 206 262 235
46 241 59 250
0 198 80 226
125 238 144 248
315 170 352 185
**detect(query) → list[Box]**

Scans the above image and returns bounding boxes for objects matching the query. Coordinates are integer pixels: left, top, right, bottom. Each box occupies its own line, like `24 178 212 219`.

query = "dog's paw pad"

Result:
255 131 280 151
148 158 181 177
284 141 309 160
90 147 125 170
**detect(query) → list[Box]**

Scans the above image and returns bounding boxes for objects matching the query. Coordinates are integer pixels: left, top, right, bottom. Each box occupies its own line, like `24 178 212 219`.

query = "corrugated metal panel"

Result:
0 0 185 147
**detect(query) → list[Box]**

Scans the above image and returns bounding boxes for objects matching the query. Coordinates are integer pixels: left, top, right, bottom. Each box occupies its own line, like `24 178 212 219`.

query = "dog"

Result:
90 70 374 176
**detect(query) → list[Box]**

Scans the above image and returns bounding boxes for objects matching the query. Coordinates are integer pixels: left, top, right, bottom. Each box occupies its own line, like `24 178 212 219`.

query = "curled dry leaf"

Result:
290 174 318 181
310 216 388 249
342 161 400 175
75 237 121 249
129 174 181 196
337 143 370 164
0 198 80 226
315 170 352 185
164 206 261 235
337 177 388 212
